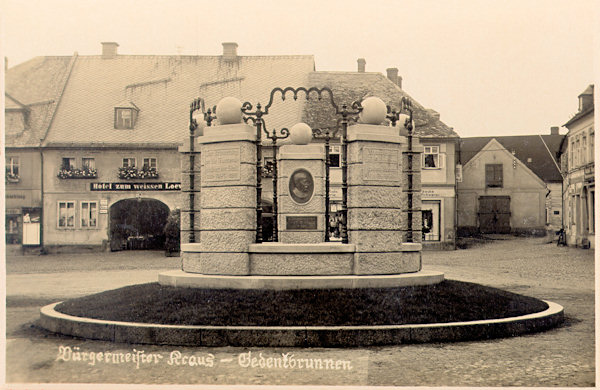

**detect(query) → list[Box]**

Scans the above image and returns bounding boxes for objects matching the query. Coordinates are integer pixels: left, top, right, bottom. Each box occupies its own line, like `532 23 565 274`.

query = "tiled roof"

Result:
459 134 565 182
5 56 75 147
42 55 315 146
302 72 459 139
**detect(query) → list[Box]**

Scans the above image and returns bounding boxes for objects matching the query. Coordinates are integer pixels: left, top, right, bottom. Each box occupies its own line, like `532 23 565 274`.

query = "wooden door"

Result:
478 196 511 234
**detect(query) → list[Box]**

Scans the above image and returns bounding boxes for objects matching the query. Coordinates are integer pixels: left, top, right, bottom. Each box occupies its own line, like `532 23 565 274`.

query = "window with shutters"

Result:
485 164 503 188
423 145 443 169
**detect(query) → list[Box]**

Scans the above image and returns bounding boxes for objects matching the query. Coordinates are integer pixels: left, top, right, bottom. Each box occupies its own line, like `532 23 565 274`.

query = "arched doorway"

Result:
109 198 170 251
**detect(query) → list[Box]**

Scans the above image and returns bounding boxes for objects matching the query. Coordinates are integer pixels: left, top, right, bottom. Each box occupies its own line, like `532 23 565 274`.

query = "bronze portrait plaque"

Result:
289 168 314 204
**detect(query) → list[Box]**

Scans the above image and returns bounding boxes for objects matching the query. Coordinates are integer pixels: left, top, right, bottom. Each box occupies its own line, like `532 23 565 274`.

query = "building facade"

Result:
560 85 594 248
457 130 564 236
5 43 458 251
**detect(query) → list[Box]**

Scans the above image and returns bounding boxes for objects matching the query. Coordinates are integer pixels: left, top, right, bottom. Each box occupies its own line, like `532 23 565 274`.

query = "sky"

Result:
1 0 597 138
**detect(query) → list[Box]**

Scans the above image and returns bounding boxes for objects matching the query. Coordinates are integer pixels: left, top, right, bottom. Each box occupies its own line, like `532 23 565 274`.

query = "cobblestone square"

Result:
5 236 595 386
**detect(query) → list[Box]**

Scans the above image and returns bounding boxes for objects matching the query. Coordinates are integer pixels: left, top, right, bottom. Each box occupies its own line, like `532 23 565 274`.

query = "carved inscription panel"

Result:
203 147 241 182
362 147 400 182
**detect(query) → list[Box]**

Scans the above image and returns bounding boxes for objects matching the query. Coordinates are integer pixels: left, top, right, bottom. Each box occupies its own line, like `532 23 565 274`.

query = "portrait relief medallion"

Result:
289 168 314 204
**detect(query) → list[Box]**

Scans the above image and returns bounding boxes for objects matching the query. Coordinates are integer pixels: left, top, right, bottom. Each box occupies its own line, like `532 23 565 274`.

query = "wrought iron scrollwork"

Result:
241 86 366 244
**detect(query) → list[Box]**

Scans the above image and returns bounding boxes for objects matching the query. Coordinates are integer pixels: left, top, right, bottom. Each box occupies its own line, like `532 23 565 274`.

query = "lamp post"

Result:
312 127 339 242
387 96 417 242
264 127 290 241
188 98 216 243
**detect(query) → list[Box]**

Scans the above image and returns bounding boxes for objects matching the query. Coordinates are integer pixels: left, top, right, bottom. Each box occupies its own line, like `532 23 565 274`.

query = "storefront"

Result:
421 187 456 250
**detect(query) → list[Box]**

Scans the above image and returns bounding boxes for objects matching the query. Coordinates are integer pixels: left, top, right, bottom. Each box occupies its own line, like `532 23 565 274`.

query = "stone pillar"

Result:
181 123 257 275
277 144 326 243
347 123 421 274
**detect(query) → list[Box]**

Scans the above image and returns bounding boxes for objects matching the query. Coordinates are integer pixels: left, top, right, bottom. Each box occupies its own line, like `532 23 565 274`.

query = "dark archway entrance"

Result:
109 198 170 251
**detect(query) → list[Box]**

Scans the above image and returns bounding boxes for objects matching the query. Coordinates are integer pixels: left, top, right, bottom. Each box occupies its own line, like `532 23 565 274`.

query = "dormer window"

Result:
114 101 139 129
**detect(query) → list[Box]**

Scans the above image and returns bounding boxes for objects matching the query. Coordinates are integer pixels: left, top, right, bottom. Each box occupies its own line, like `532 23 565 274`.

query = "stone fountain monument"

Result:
159 92 444 289
38 90 564 348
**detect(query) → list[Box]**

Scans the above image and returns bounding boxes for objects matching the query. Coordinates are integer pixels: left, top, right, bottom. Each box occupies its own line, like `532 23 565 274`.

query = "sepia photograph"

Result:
2 0 596 387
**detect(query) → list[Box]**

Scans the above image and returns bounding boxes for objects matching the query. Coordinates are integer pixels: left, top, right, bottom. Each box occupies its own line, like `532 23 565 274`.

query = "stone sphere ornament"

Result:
359 96 387 125
289 122 313 145
216 96 243 125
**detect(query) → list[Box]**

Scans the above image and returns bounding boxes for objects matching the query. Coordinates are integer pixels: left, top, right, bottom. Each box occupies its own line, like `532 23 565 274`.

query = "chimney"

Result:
357 58 366 72
386 67 399 86
397 75 402 89
222 42 238 61
426 108 440 120
101 42 119 59
550 126 559 135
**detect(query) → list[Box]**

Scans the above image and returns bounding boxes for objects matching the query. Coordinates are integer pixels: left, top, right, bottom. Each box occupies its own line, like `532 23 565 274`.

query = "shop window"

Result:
485 164 503 188
5 214 21 244
58 201 75 228
423 146 443 169
81 201 98 228
422 201 441 241
329 145 341 168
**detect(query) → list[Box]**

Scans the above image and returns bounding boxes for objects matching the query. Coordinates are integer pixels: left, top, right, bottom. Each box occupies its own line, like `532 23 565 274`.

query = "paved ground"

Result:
4 236 595 386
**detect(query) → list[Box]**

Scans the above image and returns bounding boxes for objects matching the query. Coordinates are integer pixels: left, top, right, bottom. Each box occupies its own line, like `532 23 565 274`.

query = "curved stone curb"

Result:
39 301 564 347
158 270 445 290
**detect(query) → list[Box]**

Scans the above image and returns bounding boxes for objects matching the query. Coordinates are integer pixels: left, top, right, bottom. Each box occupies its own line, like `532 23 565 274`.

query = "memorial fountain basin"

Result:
179 242 423 276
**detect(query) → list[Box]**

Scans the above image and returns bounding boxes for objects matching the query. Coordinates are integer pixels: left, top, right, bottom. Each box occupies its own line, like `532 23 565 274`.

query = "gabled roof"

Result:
302 71 459 139
465 138 546 187
42 54 315 146
459 134 565 182
5 55 75 147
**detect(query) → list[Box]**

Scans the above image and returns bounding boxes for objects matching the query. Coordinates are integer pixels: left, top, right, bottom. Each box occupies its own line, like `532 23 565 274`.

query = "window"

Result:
570 140 574 169
423 146 441 169
485 164 503 188
115 108 136 129
262 157 274 178
122 158 136 168
590 129 594 162
62 157 75 170
58 201 75 228
328 145 341 168
81 201 98 228
6 156 19 179
143 157 157 170
82 158 96 170
582 136 587 164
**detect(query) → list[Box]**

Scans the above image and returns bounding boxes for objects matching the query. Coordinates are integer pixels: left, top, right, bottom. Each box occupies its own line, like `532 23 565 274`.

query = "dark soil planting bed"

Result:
55 280 549 327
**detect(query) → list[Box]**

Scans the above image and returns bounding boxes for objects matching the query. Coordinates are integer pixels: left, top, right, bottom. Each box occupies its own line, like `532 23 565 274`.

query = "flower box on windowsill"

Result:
6 174 20 183
118 167 159 180
57 168 98 179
